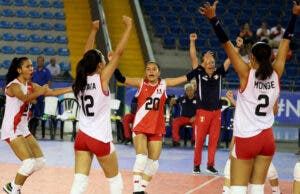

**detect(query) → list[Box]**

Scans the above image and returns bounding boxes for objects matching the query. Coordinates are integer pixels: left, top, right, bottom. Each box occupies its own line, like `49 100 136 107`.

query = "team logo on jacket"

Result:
202 76 208 81
214 75 219 80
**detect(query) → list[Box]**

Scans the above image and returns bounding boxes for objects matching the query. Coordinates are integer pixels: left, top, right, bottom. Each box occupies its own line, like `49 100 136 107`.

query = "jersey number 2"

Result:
255 94 269 116
81 95 94 116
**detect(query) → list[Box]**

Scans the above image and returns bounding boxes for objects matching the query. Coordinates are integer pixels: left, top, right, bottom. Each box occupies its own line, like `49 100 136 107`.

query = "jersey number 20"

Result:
145 97 160 110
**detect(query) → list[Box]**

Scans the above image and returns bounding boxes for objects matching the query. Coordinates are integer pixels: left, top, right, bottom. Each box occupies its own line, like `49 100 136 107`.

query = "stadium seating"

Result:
43 47 56 56
16 33 27 42
1 45 14 54
29 34 41 42
29 47 41 55
58 48 69 56
15 9 27 18
15 46 27 54
2 60 11 69
55 35 68 44
2 9 14 17
40 0 51 8
43 35 55 43
59 62 71 71
2 32 14 41
27 22 39 30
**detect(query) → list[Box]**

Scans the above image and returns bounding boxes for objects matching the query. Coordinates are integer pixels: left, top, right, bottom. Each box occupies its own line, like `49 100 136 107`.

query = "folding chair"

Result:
41 96 58 140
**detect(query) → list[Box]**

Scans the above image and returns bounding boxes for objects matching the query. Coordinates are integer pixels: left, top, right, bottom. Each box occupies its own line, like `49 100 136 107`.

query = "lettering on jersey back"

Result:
254 81 275 90
85 83 96 90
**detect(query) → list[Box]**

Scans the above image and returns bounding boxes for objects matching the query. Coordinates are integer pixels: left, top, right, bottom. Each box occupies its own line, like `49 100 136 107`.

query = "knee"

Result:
33 157 46 172
133 154 148 173
294 162 300 182
18 158 36 176
266 162 278 180
144 159 159 177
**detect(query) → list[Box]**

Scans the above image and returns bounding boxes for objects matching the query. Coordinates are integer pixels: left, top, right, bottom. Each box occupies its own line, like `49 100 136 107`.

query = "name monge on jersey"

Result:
254 80 276 90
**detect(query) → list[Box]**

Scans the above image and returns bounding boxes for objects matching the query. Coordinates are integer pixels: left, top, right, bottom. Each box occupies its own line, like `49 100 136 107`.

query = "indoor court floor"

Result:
0 140 297 194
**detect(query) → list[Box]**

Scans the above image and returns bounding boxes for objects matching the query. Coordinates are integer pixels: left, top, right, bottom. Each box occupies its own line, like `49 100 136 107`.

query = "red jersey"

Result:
132 79 167 134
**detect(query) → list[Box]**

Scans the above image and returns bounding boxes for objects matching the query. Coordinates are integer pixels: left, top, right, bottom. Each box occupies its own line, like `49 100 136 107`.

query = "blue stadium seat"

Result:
43 47 55 56
42 11 53 19
2 32 14 41
14 0 25 6
164 12 178 24
163 34 176 49
286 66 299 79
29 34 41 42
54 12 65 20
3 60 11 69
150 12 164 26
169 23 182 36
183 24 197 34
180 15 193 26
43 35 55 43
28 10 40 18
29 47 41 55
170 1 183 12
2 45 14 54
178 34 189 50
54 23 66 31
58 48 69 56
158 3 169 13
154 24 167 37
53 1 64 8
40 22 52 31
2 9 14 17
0 0 12 5
55 35 68 44
15 9 27 18
32 61 38 68
16 33 27 42
59 62 71 71
13 21 26 29
40 0 51 7
27 0 38 7
142 1 157 14
15 46 27 54
27 22 39 30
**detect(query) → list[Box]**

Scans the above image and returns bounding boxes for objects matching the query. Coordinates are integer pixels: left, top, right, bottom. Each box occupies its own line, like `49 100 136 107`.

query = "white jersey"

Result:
233 69 279 138
1 79 33 140
77 74 112 143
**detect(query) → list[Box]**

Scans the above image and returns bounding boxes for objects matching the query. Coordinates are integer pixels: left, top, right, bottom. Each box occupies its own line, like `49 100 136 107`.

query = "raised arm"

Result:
165 68 198 87
199 1 249 87
45 86 73 96
101 16 132 87
223 37 243 71
190 33 199 69
7 83 48 103
84 20 100 53
225 90 236 107
273 1 299 78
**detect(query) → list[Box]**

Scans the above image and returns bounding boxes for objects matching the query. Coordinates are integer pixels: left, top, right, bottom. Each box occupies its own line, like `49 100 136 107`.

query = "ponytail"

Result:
251 42 273 80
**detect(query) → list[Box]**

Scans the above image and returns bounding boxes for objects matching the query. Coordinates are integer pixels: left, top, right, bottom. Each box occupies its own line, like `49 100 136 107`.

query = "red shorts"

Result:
74 130 114 157
133 131 163 141
232 128 275 160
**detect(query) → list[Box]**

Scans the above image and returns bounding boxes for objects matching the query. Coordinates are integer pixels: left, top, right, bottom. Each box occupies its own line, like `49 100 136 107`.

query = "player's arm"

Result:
273 2 298 78
190 33 199 69
199 1 250 89
7 83 48 103
84 20 100 53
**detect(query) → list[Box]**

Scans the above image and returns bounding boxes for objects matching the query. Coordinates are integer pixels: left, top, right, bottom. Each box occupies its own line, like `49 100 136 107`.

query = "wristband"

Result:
209 17 229 43
283 14 297 40
114 69 126 83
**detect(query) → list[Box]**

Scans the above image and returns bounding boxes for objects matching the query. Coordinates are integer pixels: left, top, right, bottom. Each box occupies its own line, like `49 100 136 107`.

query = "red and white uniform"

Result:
1 79 33 140
133 79 167 135
77 74 112 143
233 69 280 138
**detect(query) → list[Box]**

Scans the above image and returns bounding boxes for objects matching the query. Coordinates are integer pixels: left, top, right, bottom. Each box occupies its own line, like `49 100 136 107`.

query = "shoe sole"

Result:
205 169 218 175
192 171 201 174
3 187 11 194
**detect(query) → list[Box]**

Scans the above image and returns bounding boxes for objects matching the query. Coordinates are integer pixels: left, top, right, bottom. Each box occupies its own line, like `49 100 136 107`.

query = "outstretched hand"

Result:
122 15 132 28
293 1 300 15
92 20 100 31
199 1 218 19
107 51 114 62
190 33 197 41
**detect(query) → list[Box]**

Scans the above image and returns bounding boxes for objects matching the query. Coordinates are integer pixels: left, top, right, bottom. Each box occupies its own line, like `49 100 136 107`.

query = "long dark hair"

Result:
6 57 29 85
72 49 103 98
251 42 273 80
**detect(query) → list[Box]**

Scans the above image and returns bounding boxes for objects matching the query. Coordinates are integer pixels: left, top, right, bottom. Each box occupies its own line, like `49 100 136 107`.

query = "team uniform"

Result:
1 79 33 142
194 65 226 168
132 79 167 141
232 69 280 159
74 74 115 157
172 95 197 143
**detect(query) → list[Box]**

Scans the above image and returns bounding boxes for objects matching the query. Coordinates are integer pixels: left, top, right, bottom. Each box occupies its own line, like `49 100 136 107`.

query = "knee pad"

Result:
230 186 247 194
33 157 46 172
224 158 230 179
267 162 278 180
108 172 123 194
144 159 159 177
294 162 300 182
70 173 88 194
17 158 35 176
248 184 264 194
133 154 147 173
